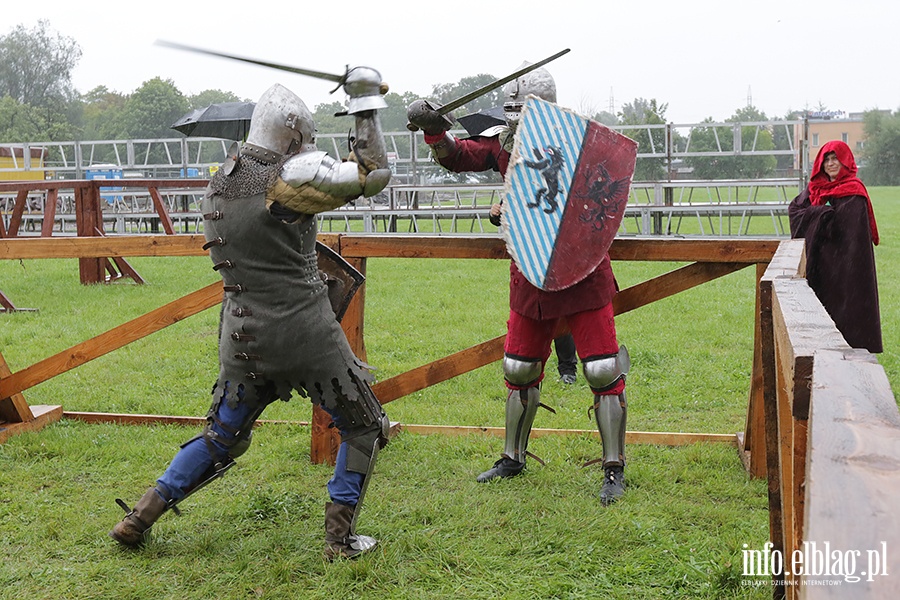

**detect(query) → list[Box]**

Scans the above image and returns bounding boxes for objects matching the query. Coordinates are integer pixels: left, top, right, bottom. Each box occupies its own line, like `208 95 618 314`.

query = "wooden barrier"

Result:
0 234 777 466
759 240 900 599
3 229 899 597
0 179 208 286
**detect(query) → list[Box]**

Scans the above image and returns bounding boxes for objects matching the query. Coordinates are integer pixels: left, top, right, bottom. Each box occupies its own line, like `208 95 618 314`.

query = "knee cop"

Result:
582 345 630 393
325 375 390 476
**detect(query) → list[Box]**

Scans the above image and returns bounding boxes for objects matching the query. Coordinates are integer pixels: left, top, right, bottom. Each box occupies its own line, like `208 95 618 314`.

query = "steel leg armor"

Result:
476 355 543 483
584 346 629 505
500 355 543 463
502 386 541 463
583 345 630 467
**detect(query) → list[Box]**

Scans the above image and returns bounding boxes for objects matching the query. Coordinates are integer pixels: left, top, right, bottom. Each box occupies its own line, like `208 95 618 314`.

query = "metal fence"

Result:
1 120 807 238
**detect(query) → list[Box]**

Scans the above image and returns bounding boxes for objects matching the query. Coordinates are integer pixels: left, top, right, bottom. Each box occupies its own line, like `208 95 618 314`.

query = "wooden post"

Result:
5 190 28 237
759 264 786 600
0 351 63 444
75 184 104 284
309 234 366 466
148 186 176 235
0 351 34 424
743 262 768 477
41 189 58 237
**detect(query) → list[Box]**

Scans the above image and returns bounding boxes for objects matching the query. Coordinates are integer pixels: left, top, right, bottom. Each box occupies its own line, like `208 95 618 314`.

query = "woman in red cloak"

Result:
788 140 882 353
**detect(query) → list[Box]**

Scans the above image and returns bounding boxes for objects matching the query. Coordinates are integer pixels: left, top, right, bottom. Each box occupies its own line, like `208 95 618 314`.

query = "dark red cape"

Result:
789 187 882 353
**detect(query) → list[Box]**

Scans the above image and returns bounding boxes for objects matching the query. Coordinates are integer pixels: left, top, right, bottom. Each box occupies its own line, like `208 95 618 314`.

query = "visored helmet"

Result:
242 84 316 163
502 64 557 126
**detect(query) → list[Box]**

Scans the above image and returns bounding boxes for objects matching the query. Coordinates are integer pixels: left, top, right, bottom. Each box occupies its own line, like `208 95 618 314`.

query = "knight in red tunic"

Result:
409 66 629 504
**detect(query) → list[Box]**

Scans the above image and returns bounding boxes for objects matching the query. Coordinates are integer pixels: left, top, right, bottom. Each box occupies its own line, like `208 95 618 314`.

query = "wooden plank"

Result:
0 235 209 259
396 423 737 445
0 290 16 312
0 282 223 400
338 235 779 263
372 336 505 404
608 238 780 263
0 235 779 265
802 350 900 597
0 351 34 423
41 188 58 237
763 238 805 280
744 263 767 477
340 235 509 260
613 261 748 315
773 279 865 419
148 187 176 235
757 239 804 598
759 274 786 598
108 256 145 284
0 405 62 444
6 190 28 237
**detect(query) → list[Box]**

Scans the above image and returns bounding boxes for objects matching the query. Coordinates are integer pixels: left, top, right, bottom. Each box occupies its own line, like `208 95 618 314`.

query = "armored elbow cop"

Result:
267 152 388 215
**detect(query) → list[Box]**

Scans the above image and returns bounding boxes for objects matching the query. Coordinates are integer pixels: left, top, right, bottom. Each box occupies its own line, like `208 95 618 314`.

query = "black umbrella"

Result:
171 101 256 140
457 106 507 137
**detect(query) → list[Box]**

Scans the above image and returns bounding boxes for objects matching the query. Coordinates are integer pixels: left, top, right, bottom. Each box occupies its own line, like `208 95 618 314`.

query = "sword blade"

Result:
438 48 571 115
155 40 345 84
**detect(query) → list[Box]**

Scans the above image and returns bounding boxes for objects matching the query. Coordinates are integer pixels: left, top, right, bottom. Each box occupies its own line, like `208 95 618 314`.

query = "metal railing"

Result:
1 120 807 238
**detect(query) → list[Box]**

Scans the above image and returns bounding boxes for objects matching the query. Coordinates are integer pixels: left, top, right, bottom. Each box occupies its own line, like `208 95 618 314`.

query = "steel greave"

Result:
503 386 540 462
593 392 627 467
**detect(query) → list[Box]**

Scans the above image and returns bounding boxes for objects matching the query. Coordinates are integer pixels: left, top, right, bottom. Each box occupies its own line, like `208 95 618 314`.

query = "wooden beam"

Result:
340 235 509 260
0 351 34 423
6 190 28 237
0 405 62 444
334 236 780 263
609 237 779 263
63 411 309 428
373 336 505 404
744 262 767 478
0 281 223 400
0 234 208 259
41 188 58 237
60 411 734 447
803 350 900 594
148 187 176 235
397 423 737 446
614 261 748 314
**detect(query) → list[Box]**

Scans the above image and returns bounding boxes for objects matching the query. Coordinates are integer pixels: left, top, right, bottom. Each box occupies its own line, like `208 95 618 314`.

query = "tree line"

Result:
3 21 899 184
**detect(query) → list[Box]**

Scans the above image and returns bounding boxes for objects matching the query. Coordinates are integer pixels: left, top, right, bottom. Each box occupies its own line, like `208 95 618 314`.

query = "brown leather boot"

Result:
109 488 168 547
324 501 378 560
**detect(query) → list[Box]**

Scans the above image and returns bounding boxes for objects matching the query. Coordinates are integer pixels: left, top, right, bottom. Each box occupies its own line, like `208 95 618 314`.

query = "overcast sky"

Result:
5 0 898 125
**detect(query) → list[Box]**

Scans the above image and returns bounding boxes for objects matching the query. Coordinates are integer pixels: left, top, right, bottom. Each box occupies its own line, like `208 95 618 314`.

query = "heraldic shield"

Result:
502 97 638 291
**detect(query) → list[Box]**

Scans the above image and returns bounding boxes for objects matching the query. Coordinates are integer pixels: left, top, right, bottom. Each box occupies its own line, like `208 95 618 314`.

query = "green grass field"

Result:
0 188 897 599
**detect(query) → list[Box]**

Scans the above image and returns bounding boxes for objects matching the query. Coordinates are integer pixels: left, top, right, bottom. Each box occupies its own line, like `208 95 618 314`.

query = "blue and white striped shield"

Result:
502 97 637 291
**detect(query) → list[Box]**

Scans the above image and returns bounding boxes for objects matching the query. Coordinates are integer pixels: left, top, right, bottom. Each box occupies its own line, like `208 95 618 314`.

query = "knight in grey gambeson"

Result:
111 74 392 560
